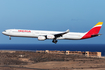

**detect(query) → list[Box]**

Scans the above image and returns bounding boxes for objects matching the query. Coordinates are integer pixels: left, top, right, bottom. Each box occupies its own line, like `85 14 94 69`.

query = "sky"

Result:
0 0 105 44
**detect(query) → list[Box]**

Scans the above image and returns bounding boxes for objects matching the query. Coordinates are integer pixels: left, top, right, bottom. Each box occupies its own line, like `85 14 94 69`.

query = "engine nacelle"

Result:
38 36 46 40
47 35 55 39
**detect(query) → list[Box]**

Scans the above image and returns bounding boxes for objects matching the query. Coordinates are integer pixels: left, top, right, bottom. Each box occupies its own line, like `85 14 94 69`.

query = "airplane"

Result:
2 22 103 44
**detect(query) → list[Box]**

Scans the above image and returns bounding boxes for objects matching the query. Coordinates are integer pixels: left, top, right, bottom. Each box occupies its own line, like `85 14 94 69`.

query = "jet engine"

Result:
38 36 46 40
47 35 55 39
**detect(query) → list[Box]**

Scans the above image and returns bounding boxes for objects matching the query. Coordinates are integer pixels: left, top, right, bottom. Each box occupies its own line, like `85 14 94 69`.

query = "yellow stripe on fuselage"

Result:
94 22 103 27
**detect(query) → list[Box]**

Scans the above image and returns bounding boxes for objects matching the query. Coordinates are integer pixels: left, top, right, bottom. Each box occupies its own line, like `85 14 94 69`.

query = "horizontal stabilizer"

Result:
91 34 102 37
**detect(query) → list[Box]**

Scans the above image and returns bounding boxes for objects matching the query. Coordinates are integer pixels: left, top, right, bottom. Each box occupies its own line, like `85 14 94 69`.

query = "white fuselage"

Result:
2 22 103 43
2 29 86 40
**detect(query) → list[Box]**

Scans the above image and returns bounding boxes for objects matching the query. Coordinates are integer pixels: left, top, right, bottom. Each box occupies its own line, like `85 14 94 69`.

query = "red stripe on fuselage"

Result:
81 26 101 39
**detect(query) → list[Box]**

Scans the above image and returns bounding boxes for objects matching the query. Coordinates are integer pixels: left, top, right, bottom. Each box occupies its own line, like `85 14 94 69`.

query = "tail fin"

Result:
81 22 103 39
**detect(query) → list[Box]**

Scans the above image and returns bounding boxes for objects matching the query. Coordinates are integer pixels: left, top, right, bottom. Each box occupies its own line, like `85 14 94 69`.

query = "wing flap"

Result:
54 29 70 38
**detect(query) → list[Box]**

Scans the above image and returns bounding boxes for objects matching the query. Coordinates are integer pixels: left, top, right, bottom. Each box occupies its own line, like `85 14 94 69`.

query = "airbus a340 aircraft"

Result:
2 22 103 44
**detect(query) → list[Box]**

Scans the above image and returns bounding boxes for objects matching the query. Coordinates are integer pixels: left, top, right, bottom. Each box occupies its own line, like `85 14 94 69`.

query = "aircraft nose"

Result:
2 31 5 34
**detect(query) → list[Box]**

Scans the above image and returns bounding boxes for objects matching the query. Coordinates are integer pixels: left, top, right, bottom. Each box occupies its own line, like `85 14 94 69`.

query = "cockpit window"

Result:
4 30 6 32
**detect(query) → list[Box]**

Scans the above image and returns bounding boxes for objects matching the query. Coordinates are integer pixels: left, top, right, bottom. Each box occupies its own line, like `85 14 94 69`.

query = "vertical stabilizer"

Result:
81 22 103 39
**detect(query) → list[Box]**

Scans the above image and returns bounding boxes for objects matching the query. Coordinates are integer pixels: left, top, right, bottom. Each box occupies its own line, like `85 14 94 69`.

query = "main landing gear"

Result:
52 39 58 44
9 36 11 40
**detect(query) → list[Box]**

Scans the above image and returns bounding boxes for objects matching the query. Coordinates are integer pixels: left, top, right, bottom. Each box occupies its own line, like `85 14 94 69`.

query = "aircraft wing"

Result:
54 29 70 38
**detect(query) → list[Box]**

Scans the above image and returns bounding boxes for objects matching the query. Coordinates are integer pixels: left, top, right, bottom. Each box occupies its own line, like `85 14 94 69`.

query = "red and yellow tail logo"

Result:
81 22 103 39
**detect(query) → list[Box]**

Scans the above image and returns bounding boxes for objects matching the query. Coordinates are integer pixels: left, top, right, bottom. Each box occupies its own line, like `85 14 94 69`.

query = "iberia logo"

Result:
18 30 31 32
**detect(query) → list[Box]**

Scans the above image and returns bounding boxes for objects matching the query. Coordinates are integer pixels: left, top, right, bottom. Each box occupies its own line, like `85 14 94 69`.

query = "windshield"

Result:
3 30 6 32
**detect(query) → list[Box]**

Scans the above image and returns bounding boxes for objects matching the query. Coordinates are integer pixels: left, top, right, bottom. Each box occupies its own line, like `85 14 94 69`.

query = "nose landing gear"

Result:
9 36 11 40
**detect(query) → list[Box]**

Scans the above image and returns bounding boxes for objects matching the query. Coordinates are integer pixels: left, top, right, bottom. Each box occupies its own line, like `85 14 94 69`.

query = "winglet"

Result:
65 29 70 33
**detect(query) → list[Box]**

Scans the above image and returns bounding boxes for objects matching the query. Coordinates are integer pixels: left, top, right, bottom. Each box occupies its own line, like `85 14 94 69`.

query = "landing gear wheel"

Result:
9 36 11 40
52 39 58 44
